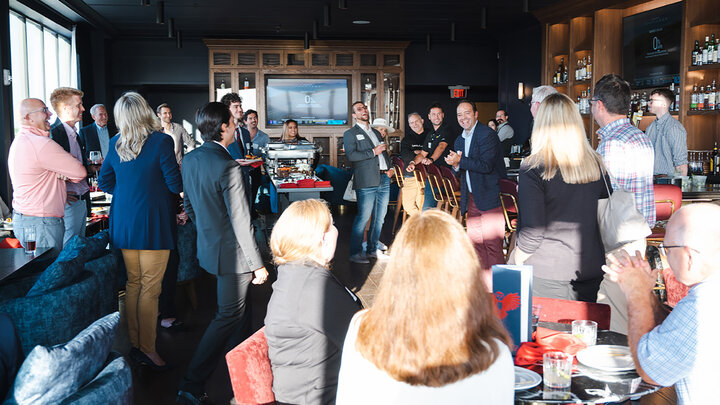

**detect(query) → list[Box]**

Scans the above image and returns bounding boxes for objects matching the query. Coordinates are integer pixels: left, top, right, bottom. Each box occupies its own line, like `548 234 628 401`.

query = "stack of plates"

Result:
514 366 542 390
576 345 635 372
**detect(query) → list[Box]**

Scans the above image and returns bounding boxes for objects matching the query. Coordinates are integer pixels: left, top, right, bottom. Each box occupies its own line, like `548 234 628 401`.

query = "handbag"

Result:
597 170 651 252
343 175 357 202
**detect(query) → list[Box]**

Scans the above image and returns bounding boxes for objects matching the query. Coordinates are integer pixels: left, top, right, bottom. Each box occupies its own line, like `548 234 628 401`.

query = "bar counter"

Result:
680 184 720 201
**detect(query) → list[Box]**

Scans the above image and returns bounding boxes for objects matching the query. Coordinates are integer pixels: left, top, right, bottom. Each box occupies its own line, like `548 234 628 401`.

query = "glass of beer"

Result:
24 226 36 255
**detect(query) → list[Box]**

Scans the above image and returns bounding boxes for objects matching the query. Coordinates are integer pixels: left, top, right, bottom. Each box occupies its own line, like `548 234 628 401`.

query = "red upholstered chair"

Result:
647 184 682 243
532 297 611 331
226 327 276 405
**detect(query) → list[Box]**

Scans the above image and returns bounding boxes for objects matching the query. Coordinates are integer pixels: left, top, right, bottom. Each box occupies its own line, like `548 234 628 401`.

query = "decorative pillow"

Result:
225 327 275 404
57 352 133 405
8 312 119 405
25 258 83 297
56 231 110 264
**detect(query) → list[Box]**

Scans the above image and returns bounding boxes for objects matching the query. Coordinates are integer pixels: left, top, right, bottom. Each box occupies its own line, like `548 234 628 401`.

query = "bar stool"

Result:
647 184 682 245
499 178 519 260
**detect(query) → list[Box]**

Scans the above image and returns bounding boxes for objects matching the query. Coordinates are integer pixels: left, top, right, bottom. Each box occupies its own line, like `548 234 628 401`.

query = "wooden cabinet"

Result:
538 0 719 150
204 39 409 167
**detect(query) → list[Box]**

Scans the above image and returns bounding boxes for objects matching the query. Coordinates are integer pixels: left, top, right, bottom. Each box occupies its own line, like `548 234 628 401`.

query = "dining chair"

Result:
423 163 447 210
391 156 407 234
499 178 519 259
439 166 463 225
532 297 611 331
647 184 682 245
226 327 276 405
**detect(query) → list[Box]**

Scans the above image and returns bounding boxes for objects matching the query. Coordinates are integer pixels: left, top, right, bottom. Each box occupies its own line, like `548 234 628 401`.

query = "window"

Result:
9 11 78 134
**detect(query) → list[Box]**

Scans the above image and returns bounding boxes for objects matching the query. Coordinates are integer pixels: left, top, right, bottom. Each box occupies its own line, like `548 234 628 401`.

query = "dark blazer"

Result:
98 131 182 250
342 124 391 190
454 122 507 213
181 142 262 275
265 261 361 405
226 127 253 205
51 120 88 167
79 123 112 161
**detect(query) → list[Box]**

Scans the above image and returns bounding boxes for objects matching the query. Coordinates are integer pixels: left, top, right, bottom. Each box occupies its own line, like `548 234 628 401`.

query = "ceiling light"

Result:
352 20 370 25
323 4 331 27
339 0 347 9
156 0 164 24
167 18 174 38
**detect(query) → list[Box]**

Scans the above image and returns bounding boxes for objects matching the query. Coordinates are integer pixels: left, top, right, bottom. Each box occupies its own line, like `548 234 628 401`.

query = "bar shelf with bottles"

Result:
690 33 719 68
552 56 569 86
687 80 718 114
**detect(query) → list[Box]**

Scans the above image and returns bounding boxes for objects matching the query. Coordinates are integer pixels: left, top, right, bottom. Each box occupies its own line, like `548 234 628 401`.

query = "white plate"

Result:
576 345 635 372
514 366 542 390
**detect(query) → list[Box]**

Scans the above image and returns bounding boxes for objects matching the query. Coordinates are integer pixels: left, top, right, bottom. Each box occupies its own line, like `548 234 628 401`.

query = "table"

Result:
680 184 720 201
269 177 333 213
515 322 660 404
0 247 51 283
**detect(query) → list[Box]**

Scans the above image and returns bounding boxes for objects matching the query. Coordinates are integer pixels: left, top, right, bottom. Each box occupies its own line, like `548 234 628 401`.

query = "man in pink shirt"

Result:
49 87 90 246
9 98 86 254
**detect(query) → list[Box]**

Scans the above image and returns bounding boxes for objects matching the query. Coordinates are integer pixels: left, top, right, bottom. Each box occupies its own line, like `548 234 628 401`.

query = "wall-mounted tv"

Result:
622 3 682 89
265 76 350 126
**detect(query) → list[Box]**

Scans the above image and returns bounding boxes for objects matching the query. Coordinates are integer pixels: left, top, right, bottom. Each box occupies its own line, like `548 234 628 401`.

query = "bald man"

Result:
8 99 86 254
603 203 720 405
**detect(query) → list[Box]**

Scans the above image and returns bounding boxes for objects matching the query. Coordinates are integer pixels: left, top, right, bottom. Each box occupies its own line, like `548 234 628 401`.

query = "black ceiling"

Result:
73 0 559 42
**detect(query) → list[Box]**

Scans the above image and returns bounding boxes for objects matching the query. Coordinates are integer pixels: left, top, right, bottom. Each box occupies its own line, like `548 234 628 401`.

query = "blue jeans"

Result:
422 179 439 211
63 198 87 246
350 175 390 256
12 212 65 255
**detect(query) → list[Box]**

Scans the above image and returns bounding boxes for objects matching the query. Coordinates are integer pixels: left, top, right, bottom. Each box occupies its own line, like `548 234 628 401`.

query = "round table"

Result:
515 322 660 404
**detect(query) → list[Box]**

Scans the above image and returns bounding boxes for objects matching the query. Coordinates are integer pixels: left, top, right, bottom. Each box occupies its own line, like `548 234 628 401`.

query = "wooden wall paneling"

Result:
592 9 623 80
622 0 681 17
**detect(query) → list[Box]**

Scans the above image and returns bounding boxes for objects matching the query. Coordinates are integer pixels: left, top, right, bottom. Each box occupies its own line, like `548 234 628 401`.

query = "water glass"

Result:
572 320 597 346
543 351 573 389
89 151 102 164
24 226 36 255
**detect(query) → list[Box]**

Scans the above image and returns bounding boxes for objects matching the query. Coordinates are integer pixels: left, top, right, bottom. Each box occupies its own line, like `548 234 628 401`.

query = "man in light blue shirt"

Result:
79 104 111 160
603 203 720 404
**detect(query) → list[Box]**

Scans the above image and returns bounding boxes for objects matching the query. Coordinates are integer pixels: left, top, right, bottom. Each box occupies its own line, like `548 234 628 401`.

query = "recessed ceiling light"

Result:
353 20 370 25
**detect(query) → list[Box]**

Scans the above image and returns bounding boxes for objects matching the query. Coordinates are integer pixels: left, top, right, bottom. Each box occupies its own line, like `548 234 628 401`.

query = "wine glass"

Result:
89 151 102 165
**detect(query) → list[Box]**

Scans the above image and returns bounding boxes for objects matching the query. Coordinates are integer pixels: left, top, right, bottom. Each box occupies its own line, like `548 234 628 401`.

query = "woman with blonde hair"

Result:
336 210 514 404
508 92 610 302
98 91 181 370
264 199 361 404
280 119 309 143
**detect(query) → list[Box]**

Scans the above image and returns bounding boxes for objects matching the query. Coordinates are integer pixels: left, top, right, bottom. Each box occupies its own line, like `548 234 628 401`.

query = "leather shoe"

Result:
129 347 173 372
349 253 369 264
176 390 210 405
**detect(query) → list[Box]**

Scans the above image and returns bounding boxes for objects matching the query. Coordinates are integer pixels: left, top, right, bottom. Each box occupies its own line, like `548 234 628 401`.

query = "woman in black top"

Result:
264 199 361 404
509 93 610 302
280 119 309 143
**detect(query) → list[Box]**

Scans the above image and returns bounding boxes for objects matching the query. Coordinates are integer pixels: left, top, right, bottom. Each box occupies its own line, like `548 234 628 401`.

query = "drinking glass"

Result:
531 304 542 333
543 351 573 389
572 320 597 346
24 226 36 255
89 151 102 165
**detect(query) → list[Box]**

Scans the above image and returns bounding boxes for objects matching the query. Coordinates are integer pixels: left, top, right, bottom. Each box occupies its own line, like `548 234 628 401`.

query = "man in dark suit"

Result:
79 104 111 161
343 101 394 264
220 93 254 206
445 99 506 290
49 87 89 246
177 102 268 405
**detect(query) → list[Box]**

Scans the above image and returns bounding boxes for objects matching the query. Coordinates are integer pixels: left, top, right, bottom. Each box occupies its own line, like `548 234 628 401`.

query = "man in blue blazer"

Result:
79 104 112 161
221 93 254 206
343 101 394 264
177 102 268 404
445 99 507 290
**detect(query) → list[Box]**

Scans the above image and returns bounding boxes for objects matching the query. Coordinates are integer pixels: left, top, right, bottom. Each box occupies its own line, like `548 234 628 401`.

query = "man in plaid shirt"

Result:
592 74 656 227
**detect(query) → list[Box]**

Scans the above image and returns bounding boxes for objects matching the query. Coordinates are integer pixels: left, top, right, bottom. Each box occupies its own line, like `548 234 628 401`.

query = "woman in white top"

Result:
336 210 515 404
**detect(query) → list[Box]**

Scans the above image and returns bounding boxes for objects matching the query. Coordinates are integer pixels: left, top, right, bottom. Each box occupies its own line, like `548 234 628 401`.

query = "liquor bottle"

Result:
691 84 698 110
675 83 681 111
640 91 648 112
703 36 710 65
220 79 226 89
669 83 676 111
704 85 711 110
587 54 592 78
582 57 587 80
693 40 700 65
698 84 706 110
560 58 567 83
575 60 580 81
709 34 717 64
243 77 250 89
709 81 716 110
713 142 720 175
712 34 718 64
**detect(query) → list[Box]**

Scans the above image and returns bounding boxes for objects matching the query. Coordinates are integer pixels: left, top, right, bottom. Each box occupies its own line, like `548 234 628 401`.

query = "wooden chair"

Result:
391 156 407 234
647 184 682 245
532 297 611 331
424 163 448 210
439 166 463 224
226 327 276 405
499 178 519 259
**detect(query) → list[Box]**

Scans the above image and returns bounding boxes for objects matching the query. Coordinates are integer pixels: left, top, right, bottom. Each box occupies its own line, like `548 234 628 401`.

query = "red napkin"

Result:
315 181 331 188
250 161 263 168
297 179 315 188
279 183 298 188
0 238 22 249
514 327 587 373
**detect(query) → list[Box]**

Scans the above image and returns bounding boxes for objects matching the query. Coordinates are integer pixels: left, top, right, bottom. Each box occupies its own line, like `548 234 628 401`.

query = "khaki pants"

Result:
122 249 170 353
401 176 425 217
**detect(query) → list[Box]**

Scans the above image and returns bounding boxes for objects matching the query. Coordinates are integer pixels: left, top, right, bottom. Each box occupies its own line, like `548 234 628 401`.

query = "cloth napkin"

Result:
250 161 263 168
315 180 331 188
297 179 316 188
279 183 298 189
514 327 587 372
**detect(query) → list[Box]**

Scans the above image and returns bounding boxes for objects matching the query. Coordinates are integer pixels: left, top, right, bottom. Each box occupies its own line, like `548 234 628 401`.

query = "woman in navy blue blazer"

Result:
98 92 182 370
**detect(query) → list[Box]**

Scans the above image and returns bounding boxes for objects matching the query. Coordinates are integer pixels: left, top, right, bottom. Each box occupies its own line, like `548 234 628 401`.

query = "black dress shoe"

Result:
176 390 210 405
129 348 173 372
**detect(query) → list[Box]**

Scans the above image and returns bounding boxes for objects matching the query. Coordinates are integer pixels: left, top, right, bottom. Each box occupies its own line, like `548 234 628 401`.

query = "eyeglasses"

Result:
26 107 50 115
659 244 701 257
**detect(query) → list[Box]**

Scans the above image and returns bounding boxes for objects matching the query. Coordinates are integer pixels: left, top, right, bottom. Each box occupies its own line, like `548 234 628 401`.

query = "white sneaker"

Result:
363 241 389 251
366 249 389 260
349 253 370 264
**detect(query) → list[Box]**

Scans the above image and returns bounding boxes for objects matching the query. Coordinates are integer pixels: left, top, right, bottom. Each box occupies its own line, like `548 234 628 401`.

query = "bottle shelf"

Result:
689 63 720 71
641 112 680 117
573 79 592 85
553 82 568 88
687 109 720 115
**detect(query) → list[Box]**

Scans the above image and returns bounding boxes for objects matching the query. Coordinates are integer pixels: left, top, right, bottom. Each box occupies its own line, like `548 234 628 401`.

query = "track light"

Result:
523 0 529 13
339 0 347 9
480 7 487 30
304 32 310 49
156 1 164 24
176 30 182 48
167 18 174 38
313 20 318 40
323 4 331 27
141 0 149 6
450 22 456 42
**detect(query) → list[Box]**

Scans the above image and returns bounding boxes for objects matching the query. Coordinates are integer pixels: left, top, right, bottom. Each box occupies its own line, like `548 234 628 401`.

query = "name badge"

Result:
428 142 432 148
356 134 365 140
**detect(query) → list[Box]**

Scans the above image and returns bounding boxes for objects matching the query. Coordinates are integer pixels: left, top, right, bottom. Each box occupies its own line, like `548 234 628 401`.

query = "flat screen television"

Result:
265 76 350 126
622 3 682 89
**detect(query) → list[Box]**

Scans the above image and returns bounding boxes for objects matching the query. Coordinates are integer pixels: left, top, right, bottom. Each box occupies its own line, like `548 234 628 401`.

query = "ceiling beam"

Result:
55 0 119 36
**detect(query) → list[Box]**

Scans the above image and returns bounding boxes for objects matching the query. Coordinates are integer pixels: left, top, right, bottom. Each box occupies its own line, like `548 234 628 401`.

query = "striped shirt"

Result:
597 118 656 226
645 113 688 176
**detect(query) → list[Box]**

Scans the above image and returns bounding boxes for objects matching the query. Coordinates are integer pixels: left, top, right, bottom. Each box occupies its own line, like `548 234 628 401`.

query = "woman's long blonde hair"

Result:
525 93 604 183
114 92 161 162
270 199 332 267
280 119 299 142
356 210 512 387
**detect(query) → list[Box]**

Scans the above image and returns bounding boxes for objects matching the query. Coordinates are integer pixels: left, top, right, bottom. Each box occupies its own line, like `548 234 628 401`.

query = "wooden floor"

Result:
113 203 393 404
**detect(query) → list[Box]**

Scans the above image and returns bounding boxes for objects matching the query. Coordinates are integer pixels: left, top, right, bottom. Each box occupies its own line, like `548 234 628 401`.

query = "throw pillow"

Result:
7 312 119 405
25 258 83 297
